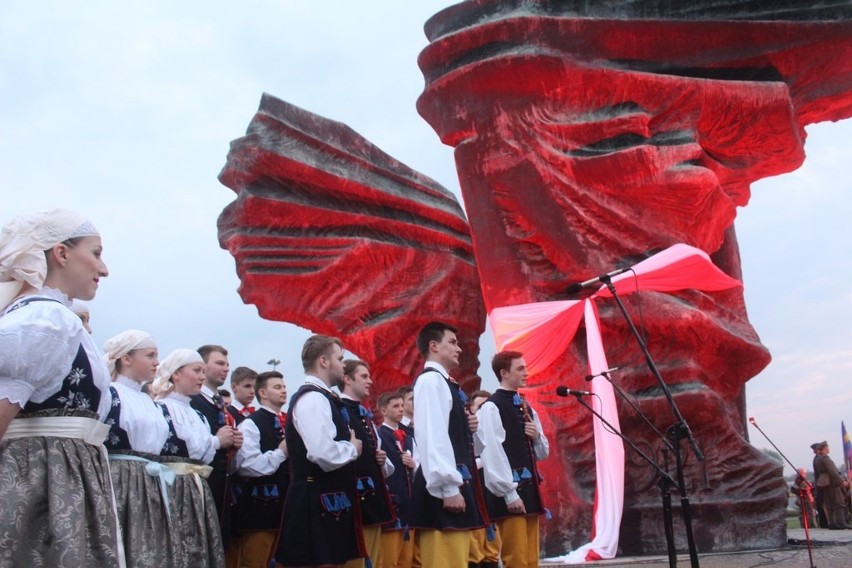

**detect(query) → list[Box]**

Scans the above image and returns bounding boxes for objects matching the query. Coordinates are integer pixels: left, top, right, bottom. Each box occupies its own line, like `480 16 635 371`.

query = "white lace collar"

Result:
116 374 144 392
36 286 73 307
165 392 192 405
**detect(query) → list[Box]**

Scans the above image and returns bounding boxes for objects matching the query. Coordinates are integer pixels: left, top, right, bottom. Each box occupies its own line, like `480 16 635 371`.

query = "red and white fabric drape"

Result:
489 244 741 562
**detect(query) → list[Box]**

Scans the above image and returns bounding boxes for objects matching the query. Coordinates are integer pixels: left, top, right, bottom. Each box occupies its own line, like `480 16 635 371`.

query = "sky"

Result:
2 1 850 477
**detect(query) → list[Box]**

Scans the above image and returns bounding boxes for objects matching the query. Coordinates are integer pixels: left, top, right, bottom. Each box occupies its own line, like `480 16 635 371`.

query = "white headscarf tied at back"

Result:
151 348 203 398
104 330 158 378
0 209 99 311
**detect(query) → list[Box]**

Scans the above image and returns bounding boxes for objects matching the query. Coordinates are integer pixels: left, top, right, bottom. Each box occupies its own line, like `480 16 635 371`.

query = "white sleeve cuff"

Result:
504 490 520 505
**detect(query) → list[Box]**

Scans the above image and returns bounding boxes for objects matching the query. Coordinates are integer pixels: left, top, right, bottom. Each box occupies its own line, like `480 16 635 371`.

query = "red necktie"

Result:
241 406 255 417
278 412 287 428
393 427 406 451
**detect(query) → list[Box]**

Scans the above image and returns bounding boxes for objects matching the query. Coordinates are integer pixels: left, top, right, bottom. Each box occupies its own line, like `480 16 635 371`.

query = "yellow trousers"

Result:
344 525 382 568
468 525 501 564
378 529 417 568
496 515 540 568
416 529 470 568
231 530 277 568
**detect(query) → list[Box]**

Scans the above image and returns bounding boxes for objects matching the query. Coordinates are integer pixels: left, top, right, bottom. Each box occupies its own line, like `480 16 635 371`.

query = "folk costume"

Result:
275 376 364 567
226 399 253 425
155 350 226 568
477 389 549 568
191 383 232 529
409 363 487 567
341 394 396 568
378 421 418 568
233 405 289 568
0 210 123 568
104 329 187 568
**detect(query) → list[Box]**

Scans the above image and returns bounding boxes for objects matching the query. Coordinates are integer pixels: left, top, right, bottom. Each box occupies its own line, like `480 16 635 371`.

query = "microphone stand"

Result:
594 371 675 454
748 417 817 568
599 274 701 568
571 393 681 568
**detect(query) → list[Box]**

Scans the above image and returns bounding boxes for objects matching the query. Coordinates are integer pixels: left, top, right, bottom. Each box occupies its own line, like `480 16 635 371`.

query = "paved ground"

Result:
539 528 852 567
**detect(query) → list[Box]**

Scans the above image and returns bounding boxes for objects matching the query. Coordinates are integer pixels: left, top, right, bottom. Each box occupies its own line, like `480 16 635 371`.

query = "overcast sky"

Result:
2 1 850 476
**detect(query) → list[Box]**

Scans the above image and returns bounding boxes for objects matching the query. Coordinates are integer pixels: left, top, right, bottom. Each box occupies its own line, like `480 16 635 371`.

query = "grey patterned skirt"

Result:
166 458 225 568
0 410 122 568
110 452 180 568
110 451 225 568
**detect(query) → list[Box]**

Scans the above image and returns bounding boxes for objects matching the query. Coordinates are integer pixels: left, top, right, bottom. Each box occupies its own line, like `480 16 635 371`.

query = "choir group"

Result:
0 209 549 568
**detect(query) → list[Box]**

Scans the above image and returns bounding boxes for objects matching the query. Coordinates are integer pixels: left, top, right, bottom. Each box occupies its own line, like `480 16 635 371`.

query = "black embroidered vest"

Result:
483 389 545 519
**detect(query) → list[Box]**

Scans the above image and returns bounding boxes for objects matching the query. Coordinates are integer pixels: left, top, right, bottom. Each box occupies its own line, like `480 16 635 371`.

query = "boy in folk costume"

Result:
377 390 418 567
476 351 549 568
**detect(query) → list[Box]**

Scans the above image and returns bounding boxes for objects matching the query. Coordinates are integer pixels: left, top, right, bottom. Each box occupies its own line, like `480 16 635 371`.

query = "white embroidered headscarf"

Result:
103 330 158 378
151 348 203 398
0 209 99 311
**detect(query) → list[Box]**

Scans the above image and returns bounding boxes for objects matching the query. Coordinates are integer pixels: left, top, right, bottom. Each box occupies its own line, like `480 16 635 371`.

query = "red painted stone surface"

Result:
416 1 852 555
218 94 486 394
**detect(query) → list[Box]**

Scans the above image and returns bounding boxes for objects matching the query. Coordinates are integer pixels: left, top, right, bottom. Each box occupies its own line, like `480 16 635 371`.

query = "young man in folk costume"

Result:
192 344 243 553
408 321 487 567
233 370 289 567
377 390 419 568
468 389 501 568
340 359 396 568
275 335 365 567
476 351 549 568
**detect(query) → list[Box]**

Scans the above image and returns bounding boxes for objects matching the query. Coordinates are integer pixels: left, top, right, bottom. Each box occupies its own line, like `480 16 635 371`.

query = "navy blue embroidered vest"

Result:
408 369 486 530
236 408 290 531
157 402 189 457
483 389 544 519
275 383 364 566
378 424 415 529
105 386 131 450
341 398 395 527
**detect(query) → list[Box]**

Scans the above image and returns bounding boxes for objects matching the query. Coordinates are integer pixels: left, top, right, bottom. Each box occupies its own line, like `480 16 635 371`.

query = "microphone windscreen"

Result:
555 386 569 397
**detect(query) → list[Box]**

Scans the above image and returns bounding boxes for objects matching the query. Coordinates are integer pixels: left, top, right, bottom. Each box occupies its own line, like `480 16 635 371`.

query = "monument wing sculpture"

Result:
218 93 486 391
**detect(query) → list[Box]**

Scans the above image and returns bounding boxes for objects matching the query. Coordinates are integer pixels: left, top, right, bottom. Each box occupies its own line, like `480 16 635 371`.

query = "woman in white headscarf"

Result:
152 348 239 568
0 209 123 567
103 329 187 568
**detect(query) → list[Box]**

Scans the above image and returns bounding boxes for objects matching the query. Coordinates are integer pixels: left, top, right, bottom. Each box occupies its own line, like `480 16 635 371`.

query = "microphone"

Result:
584 366 621 381
566 267 633 295
555 386 592 397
